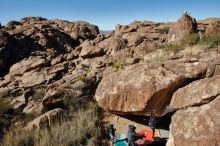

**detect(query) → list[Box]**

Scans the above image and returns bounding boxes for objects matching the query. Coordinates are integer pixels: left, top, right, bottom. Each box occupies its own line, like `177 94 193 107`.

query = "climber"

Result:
107 124 116 144
148 113 157 138
127 125 145 146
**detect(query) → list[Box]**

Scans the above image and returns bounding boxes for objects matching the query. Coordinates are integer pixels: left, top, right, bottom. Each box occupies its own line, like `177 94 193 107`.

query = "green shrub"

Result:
155 43 184 52
80 64 90 69
80 64 91 72
156 27 170 34
62 96 82 112
112 61 124 70
154 33 220 52
181 33 200 46
181 33 220 48
78 75 86 82
200 33 220 48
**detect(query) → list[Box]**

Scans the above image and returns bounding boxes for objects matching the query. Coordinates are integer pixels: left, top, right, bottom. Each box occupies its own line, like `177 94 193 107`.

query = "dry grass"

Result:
180 33 200 46
144 49 175 62
32 87 46 100
0 100 12 114
2 102 104 146
180 44 210 57
200 33 220 48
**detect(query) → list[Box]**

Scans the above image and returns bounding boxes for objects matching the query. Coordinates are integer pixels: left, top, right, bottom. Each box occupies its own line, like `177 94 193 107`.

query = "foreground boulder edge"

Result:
167 95 220 146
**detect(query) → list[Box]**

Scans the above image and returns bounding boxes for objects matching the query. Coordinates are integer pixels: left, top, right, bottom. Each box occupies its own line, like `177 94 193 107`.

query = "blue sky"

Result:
0 0 219 30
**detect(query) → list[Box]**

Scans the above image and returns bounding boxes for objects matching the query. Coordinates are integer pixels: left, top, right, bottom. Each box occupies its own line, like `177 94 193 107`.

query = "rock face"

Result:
0 17 99 78
168 13 197 43
0 18 103 139
0 17 101 90
0 30 14 75
167 96 220 146
95 60 209 116
170 75 220 109
96 63 181 116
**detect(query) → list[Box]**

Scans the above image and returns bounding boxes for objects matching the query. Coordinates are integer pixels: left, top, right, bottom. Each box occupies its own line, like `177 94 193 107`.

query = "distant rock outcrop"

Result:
0 17 100 87
168 13 197 43
206 21 220 33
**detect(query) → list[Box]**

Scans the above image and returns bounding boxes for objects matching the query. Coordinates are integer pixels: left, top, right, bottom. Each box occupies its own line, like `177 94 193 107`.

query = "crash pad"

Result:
114 133 127 146
136 129 160 145
114 129 168 146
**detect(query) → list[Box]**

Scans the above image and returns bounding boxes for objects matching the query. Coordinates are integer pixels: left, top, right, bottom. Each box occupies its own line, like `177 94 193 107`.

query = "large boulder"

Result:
168 13 197 43
41 85 65 110
97 36 127 56
95 61 209 116
122 32 144 47
79 40 105 58
6 61 68 88
163 61 208 79
9 56 49 76
170 75 220 109
19 69 47 87
167 95 220 146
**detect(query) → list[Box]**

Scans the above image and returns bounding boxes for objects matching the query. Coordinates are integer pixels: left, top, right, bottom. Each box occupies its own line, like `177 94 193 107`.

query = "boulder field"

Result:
0 14 220 145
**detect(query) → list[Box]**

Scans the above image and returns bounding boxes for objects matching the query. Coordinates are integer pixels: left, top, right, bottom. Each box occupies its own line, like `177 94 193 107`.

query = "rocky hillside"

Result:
0 13 220 146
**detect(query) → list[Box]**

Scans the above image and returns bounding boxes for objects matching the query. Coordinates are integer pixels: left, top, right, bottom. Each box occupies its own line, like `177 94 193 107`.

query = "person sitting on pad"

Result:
127 125 145 146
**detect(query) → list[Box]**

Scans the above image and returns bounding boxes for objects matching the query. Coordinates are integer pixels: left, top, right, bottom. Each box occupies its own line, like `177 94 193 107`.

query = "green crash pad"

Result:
114 133 127 146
